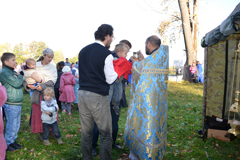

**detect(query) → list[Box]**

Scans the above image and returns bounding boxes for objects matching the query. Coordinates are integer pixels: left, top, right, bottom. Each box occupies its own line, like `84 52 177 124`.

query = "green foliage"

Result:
53 49 65 64
12 43 28 64
169 66 177 75
0 41 61 65
0 42 12 57
69 54 78 64
28 41 48 60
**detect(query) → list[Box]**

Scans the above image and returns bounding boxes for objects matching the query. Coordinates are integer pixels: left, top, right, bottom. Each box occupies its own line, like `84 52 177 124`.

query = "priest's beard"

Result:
146 46 151 55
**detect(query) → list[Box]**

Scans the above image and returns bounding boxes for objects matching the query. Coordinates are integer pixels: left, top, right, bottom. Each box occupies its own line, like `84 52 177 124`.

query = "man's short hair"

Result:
94 24 113 41
1 52 15 65
43 87 54 98
146 36 161 48
119 40 132 49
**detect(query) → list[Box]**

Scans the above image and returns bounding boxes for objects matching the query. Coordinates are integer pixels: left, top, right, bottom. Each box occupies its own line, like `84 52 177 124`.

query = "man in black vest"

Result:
78 24 118 160
92 40 132 155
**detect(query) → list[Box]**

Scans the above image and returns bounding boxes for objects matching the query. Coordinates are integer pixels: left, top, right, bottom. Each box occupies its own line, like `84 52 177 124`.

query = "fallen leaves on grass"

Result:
117 153 129 160
65 134 74 138
29 148 35 152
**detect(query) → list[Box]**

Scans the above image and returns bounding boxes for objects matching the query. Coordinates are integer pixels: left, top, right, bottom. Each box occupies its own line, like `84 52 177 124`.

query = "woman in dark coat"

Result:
54 61 65 110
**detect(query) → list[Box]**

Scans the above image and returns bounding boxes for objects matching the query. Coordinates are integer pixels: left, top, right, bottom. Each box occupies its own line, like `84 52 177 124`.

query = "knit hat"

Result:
42 48 54 56
62 66 71 73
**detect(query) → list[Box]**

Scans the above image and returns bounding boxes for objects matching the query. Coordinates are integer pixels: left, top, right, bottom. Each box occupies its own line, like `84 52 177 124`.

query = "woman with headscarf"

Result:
24 48 57 140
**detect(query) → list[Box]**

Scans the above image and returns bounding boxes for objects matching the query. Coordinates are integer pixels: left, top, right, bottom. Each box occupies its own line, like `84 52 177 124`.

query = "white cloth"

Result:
36 61 57 84
23 69 45 84
129 151 141 160
95 40 118 84
14 65 22 74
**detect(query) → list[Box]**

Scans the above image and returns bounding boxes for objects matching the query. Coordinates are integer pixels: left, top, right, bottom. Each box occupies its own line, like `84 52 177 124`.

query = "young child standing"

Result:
0 52 24 151
41 87 63 146
59 66 76 115
23 58 45 96
0 82 7 160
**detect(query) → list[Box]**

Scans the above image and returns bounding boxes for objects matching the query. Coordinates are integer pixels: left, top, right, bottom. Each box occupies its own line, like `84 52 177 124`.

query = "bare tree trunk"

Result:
193 0 199 57
178 0 197 82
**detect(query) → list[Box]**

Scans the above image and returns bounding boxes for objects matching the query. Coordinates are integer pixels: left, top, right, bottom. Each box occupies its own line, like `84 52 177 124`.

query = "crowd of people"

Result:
0 24 167 160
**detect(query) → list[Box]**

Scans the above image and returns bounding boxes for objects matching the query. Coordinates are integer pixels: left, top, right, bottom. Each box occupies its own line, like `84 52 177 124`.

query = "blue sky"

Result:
0 0 239 65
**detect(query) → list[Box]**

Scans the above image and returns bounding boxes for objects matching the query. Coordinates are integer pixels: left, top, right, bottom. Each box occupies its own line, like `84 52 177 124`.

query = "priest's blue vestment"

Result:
124 45 169 160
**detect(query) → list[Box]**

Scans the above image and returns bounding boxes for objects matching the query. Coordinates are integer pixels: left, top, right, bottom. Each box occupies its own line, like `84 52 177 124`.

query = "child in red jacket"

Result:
110 44 132 115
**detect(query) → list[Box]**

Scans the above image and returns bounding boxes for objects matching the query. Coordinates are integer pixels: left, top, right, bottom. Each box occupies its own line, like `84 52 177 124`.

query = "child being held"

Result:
41 87 63 146
59 66 76 115
23 58 45 96
110 43 132 115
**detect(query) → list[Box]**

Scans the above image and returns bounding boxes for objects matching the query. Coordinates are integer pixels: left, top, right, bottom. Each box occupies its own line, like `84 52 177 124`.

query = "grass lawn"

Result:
5 81 240 159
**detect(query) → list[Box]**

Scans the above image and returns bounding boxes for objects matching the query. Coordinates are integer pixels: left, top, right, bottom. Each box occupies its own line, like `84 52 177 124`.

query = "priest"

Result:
124 35 169 160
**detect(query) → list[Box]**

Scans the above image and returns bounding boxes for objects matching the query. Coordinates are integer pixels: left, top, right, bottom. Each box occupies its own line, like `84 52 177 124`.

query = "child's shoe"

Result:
57 138 64 144
68 112 71 116
62 110 66 113
43 139 50 146
113 106 120 115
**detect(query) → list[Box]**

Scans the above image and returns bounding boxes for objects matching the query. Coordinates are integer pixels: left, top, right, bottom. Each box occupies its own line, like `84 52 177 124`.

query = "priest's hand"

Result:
138 50 145 61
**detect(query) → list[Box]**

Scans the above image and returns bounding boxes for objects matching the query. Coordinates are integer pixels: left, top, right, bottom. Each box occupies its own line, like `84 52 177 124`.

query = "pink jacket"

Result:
0 86 7 107
59 72 76 103
0 86 7 160
189 66 197 74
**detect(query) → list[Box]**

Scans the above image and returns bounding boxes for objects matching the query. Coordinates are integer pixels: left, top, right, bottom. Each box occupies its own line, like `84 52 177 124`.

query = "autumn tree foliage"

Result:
143 0 199 81
0 41 65 65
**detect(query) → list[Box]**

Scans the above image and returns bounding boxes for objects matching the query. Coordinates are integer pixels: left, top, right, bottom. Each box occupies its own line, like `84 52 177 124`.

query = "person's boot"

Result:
57 138 64 144
43 139 50 146
12 141 22 149
6 143 17 151
13 141 23 148
92 148 97 156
